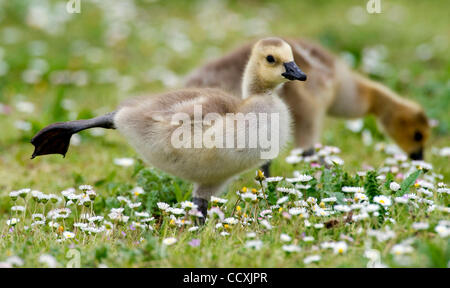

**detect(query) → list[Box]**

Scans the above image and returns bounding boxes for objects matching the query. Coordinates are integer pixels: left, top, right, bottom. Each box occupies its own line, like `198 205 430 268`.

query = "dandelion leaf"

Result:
396 170 422 196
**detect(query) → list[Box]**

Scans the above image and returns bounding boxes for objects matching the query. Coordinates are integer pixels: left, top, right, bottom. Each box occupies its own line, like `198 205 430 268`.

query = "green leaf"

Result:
364 170 380 201
324 191 345 205
95 245 108 261
384 172 394 190
322 169 333 192
396 170 422 196
135 167 191 213
265 182 279 205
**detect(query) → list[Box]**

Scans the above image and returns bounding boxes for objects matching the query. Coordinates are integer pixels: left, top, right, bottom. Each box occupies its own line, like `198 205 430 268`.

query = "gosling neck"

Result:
241 61 280 99
367 81 401 117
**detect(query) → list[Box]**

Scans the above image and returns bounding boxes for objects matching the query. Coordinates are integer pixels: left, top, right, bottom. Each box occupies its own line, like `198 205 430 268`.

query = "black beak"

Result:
409 148 424 160
282 61 307 81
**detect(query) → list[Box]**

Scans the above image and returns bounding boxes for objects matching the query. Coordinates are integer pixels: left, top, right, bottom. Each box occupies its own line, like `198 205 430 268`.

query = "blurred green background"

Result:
0 0 449 210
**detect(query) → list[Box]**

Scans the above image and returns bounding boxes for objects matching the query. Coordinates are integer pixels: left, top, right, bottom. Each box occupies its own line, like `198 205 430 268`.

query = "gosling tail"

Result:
31 111 117 159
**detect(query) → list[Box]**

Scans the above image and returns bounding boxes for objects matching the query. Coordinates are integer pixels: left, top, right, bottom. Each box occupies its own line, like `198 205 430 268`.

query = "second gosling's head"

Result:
248 38 307 88
379 101 430 160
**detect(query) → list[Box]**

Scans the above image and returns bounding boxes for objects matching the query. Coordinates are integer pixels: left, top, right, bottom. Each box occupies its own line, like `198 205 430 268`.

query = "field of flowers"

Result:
0 0 449 267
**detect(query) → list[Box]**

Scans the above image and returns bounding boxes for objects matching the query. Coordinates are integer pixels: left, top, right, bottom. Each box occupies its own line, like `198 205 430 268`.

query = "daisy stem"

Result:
258 180 269 208
231 198 241 216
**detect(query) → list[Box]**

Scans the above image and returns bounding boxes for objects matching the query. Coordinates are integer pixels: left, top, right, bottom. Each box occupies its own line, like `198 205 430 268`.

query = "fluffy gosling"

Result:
31 38 307 221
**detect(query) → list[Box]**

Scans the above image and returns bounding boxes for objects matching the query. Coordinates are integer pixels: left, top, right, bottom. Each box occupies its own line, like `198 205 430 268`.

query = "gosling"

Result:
31 38 307 220
185 38 430 167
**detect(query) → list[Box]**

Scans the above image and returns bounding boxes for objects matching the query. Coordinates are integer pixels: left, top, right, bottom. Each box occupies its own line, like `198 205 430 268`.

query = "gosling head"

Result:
243 38 306 97
380 102 430 160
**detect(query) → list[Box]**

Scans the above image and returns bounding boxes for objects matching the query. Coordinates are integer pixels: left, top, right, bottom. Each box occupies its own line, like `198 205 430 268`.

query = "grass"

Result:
0 0 449 267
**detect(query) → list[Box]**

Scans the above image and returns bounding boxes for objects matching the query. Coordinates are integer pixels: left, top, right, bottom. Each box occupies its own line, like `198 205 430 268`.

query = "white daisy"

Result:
128 202 142 209
391 244 413 255
286 174 312 183
321 197 337 203
245 240 263 250
289 207 307 216
303 236 315 242
114 157 134 167
130 186 145 197
306 197 317 204
395 197 408 204
282 245 301 253
412 222 429 230
63 231 75 239
303 255 321 264
277 196 289 205
181 201 198 211
223 217 238 225
389 182 401 192
241 192 257 202
265 176 283 183
117 196 131 205
168 207 185 216
280 234 292 242
9 191 20 200
6 256 24 267
342 186 365 193
373 195 392 207
157 202 170 211
7 218 20 226
435 225 449 237
354 193 367 202
260 219 272 230
79 185 93 191
135 211 150 218
11 206 25 213
333 241 348 254
32 213 44 220
162 237 177 246
334 205 351 212
188 226 199 232
211 196 228 205
39 254 58 268
314 223 324 229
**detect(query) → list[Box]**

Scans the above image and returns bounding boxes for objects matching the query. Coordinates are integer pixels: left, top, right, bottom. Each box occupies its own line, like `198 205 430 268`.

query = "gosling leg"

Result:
302 147 315 157
192 197 208 225
260 161 271 178
259 147 314 178
192 182 227 225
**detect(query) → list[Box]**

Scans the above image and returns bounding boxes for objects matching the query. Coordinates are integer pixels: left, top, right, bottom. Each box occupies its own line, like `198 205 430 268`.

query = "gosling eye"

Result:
414 131 423 142
266 55 275 63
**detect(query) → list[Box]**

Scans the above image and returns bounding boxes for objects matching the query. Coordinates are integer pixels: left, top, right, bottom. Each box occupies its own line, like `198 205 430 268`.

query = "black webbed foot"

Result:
31 123 78 159
30 112 116 159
